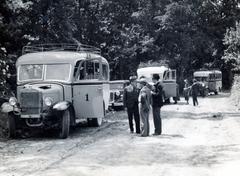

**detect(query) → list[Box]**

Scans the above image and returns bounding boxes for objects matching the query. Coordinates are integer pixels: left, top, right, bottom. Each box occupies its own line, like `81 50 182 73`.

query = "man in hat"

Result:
191 79 200 106
138 78 152 137
123 76 140 134
183 79 190 104
151 74 164 135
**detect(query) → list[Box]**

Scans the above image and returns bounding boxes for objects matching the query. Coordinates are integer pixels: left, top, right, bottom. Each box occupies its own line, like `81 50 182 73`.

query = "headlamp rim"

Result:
44 97 53 106
9 97 17 106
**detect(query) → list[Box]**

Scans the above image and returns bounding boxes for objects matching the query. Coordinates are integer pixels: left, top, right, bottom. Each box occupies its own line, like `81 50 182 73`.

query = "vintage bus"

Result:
1 43 110 138
137 65 179 103
193 70 222 95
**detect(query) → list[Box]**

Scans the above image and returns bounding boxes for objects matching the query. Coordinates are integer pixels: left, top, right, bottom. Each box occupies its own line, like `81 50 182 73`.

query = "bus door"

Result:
73 58 104 119
216 72 222 92
162 69 177 98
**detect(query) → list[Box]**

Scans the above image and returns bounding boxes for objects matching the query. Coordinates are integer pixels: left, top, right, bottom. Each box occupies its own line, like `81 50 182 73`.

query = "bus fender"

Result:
1 102 21 114
53 101 71 111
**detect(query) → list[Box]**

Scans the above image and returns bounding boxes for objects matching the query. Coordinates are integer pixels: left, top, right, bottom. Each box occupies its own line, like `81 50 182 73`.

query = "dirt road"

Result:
1 93 240 176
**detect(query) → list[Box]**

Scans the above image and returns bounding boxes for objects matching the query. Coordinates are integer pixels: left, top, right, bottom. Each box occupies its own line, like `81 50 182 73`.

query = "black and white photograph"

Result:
0 0 240 176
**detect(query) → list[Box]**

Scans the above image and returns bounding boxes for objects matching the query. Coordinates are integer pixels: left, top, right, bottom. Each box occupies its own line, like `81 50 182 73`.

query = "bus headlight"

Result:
44 97 53 106
9 97 17 106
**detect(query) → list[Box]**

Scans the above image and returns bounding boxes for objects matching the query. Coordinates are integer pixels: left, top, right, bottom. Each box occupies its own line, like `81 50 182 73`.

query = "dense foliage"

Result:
0 0 240 93
222 22 240 72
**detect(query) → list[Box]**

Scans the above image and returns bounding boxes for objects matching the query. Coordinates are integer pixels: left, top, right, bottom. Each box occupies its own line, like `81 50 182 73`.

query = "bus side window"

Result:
76 61 87 80
79 61 86 80
210 74 215 81
85 61 95 79
94 62 100 79
77 60 102 80
171 70 176 80
74 61 81 78
102 64 109 80
164 71 170 80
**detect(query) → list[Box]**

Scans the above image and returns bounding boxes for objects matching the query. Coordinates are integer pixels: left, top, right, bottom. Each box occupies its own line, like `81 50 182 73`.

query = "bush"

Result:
0 113 8 138
230 75 240 109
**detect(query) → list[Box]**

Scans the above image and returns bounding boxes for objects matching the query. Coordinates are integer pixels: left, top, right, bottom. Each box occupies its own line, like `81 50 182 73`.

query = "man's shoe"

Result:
152 133 161 136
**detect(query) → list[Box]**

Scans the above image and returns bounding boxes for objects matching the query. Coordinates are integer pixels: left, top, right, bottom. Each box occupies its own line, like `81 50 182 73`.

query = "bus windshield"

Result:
194 77 208 82
19 64 71 82
19 64 44 81
45 64 71 81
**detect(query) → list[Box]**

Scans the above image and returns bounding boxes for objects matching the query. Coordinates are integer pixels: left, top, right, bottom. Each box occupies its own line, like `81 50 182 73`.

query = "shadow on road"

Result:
206 92 230 99
157 134 185 139
162 111 240 121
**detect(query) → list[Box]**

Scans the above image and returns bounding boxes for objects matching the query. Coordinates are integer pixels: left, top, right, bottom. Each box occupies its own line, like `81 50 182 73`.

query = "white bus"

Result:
193 70 222 95
137 66 179 103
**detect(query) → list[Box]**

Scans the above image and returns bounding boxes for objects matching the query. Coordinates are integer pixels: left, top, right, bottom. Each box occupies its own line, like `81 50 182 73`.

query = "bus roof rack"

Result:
22 43 101 55
197 68 221 72
138 61 169 68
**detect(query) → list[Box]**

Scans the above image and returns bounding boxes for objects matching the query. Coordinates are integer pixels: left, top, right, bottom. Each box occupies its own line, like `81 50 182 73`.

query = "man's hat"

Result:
138 77 147 85
129 75 137 82
152 74 160 80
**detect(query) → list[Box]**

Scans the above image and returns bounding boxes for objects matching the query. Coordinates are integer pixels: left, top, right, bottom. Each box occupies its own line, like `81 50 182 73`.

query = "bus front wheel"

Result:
164 98 170 104
7 113 17 138
59 109 70 139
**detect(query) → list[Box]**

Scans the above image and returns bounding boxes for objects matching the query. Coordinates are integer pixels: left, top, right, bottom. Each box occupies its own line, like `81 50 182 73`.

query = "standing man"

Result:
183 79 190 104
151 74 164 135
123 76 140 134
138 78 152 137
191 79 200 106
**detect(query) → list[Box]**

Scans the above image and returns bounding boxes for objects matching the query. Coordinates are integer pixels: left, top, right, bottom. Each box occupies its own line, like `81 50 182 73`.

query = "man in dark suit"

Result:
191 79 200 106
123 76 140 134
151 74 164 135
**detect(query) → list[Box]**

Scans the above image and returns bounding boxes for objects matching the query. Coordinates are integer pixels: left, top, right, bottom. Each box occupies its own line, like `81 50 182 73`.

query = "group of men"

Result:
183 79 200 106
123 74 163 137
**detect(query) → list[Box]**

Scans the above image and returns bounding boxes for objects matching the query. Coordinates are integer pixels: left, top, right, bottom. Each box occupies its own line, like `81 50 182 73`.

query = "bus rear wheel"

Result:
88 118 103 127
173 97 178 104
87 102 105 127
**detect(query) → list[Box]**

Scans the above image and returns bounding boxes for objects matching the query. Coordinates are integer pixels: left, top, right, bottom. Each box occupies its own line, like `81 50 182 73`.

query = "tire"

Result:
173 97 178 104
165 98 170 104
59 109 70 139
88 117 103 127
7 113 17 138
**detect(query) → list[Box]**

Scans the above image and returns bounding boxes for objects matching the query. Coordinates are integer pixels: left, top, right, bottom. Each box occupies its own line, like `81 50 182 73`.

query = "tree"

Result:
1 0 240 89
0 48 14 99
